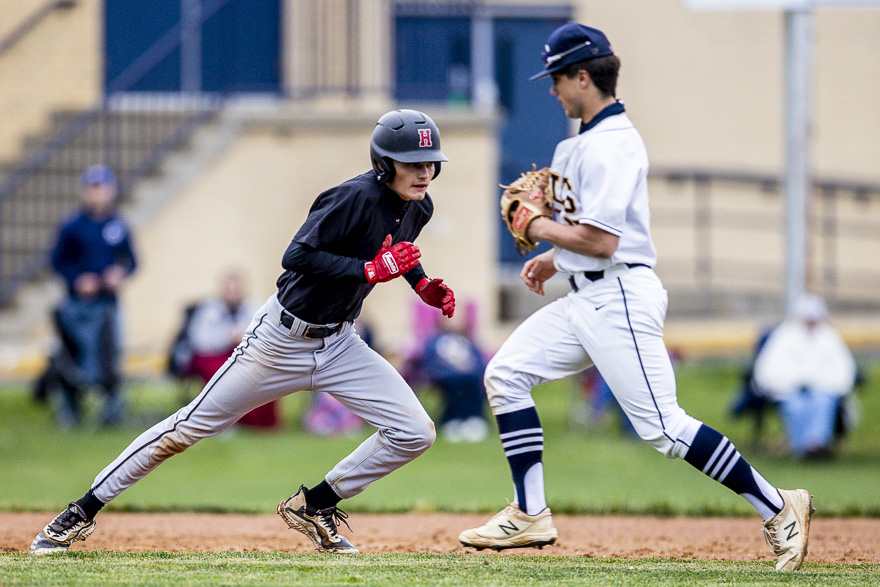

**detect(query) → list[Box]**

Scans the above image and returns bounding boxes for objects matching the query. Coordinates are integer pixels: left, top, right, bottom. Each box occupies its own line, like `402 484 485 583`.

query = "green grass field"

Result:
2 360 879 515
1 359 879 584
2 552 878 586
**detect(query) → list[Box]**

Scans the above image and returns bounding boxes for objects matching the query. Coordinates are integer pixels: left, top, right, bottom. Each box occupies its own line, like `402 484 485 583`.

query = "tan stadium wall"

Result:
573 0 880 178
119 111 498 361
0 0 101 161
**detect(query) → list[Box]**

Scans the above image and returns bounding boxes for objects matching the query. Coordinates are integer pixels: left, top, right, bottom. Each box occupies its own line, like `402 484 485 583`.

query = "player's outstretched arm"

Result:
521 249 556 296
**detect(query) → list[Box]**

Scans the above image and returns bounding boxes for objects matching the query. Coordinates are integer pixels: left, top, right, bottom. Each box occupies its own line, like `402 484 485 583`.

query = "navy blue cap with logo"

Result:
529 22 614 81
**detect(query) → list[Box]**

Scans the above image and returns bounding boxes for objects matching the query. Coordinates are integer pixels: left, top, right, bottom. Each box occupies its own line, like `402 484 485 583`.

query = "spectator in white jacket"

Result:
752 294 857 458
186 272 278 428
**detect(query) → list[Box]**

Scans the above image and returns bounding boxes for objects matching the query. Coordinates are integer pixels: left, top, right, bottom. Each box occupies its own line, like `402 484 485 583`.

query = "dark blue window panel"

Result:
104 0 281 94
201 0 281 93
395 17 470 102
494 17 569 264
105 0 181 92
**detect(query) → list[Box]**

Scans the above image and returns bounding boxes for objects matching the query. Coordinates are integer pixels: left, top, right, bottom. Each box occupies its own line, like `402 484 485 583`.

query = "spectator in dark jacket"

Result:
403 301 488 443
44 165 137 426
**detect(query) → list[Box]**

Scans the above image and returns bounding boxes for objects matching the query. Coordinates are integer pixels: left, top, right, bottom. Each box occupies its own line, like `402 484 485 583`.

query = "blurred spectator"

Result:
186 272 257 381
34 165 137 428
301 318 370 437
403 299 489 443
573 366 637 437
751 294 858 459
171 271 279 429
303 393 365 437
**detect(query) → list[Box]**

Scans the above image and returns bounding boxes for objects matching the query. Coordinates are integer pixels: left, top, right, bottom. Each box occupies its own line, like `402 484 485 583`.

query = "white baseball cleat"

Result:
277 486 358 554
30 503 96 555
763 488 815 570
459 503 558 551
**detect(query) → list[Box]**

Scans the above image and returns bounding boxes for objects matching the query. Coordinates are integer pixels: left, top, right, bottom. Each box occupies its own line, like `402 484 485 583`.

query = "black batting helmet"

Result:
370 109 448 183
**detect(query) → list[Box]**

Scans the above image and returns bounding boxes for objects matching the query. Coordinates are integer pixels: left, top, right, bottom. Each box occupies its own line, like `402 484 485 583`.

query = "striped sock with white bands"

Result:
500 428 544 457
701 436 740 484
683 424 784 519
496 408 546 515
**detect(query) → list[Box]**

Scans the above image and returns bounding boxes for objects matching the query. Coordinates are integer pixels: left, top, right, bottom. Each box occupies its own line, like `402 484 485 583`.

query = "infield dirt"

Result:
2 512 878 564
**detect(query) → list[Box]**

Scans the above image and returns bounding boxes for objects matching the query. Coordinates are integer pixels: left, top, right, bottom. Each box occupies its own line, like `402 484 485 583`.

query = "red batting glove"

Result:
416 277 455 318
364 234 421 284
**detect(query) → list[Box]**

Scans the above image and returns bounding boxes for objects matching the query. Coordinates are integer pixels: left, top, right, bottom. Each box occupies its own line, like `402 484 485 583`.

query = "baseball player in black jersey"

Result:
30 109 455 556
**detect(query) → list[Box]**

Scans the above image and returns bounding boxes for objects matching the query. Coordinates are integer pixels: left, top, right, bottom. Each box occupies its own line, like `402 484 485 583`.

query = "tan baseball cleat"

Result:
459 503 558 551
763 488 815 570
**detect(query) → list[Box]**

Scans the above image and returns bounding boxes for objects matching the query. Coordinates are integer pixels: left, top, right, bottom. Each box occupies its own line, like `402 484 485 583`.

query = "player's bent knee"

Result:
484 362 532 413
643 434 677 458
633 412 702 459
387 418 436 454
484 379 505 411
483 360 504 398
418 419 437 450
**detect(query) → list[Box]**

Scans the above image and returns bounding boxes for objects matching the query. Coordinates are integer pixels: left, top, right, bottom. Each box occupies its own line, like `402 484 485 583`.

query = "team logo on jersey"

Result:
418 129 432 147
549 171 579 223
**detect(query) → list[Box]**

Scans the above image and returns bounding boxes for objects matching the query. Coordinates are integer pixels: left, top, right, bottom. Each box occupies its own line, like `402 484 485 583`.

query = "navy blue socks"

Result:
496 407 547 515
683 425 783 519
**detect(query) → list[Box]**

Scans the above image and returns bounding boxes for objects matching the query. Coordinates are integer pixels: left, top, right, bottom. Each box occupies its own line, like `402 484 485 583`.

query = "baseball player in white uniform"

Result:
459 22 814 571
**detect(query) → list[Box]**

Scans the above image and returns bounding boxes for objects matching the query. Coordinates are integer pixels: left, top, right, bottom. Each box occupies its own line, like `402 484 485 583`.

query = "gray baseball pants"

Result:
90 293 435 503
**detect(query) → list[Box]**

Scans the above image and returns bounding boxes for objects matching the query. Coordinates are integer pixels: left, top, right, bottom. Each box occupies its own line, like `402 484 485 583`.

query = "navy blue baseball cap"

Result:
529 22 614 81
79 164 116 186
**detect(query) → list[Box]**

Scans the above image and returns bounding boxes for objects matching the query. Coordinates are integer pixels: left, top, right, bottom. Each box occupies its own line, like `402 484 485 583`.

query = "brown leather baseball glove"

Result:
500 165 553 255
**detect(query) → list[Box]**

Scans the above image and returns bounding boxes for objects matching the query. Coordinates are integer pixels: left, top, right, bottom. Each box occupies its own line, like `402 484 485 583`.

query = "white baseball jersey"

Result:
549 112 657 274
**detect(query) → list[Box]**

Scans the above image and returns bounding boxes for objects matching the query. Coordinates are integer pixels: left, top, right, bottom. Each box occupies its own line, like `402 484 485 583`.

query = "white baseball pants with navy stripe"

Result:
485 265 702 458
89 293 435 504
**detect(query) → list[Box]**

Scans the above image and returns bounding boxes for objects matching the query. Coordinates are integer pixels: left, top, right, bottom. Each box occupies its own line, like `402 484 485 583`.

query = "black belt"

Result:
280 310 343 338
568 263 651 292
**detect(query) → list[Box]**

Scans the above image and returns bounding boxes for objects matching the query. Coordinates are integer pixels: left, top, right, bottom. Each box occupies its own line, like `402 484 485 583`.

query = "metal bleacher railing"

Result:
649 167 880 315
0 1 226 308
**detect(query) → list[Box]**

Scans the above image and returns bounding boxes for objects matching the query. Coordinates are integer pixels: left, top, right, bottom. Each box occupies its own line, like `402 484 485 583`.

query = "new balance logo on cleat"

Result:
459 503 558 551
498 521 519 536
763 488 814 571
